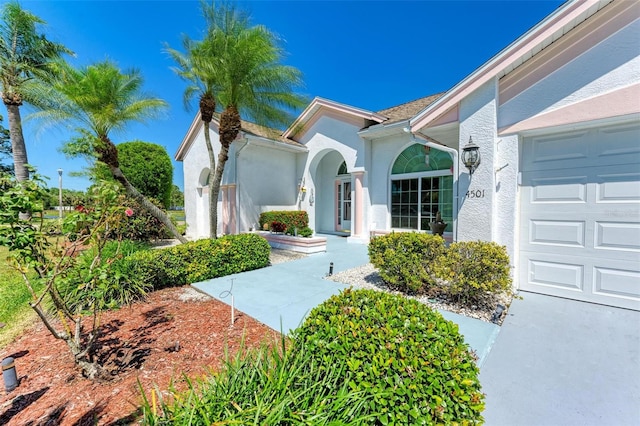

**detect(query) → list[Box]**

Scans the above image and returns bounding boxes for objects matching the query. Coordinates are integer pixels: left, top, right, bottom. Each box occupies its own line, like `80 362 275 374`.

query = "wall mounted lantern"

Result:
461 136 481 175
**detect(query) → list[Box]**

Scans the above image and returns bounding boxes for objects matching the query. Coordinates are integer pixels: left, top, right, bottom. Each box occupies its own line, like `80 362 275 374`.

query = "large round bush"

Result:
292 289 484 425
368 232 446 293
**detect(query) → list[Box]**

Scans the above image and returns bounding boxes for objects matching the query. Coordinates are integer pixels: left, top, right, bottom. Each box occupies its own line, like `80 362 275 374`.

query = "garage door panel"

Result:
530 220 585 247
593 266 640 301
595 221 640 252
530 175 588 203
525 131 589 171
596 172 640 202
523 255 584 291
597 124 640 164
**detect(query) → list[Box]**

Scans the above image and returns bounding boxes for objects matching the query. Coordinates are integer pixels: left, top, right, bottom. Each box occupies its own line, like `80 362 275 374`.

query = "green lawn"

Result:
0 246 40 348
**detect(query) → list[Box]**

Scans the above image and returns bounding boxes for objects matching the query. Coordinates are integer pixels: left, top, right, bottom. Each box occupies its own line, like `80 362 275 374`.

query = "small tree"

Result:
94 140 173 209
0 171 145 379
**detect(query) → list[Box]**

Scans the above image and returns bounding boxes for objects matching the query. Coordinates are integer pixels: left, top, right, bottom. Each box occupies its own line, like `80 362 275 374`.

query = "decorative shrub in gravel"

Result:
125 233 270 289
433 241 512 307
292 288 485 425
368 232 446 293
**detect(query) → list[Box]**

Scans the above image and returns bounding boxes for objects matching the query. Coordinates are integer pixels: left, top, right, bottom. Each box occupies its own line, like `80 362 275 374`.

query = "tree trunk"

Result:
112 165 187 243
4 103 28 182
5 102 31 220
209 144 229 239
203 120 218 238
210 106 241 238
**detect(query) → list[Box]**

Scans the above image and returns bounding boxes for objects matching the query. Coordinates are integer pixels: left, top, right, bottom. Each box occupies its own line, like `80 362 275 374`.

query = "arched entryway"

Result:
309 150 352 235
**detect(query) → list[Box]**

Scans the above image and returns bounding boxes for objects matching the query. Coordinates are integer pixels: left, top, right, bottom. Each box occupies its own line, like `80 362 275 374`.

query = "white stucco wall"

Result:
181 125 225 239
457 79 499 243
499 18 640 128
236 141 298 232
367 133 416 231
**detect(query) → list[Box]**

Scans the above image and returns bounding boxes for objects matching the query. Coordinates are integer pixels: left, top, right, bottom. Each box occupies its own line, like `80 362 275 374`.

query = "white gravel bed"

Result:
325 263 512 325
269 248 307 265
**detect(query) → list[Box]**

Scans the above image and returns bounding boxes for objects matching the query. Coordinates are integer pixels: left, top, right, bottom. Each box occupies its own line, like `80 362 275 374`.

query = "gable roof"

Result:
282 97 387 140
175 113 304 161
375 93 444 125
410 0 615 131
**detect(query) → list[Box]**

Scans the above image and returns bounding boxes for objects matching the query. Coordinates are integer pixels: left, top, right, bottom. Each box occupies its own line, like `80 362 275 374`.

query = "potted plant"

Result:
429 211 447 236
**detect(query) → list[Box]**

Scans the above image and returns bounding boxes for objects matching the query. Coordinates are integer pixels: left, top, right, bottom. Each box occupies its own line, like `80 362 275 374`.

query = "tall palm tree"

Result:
0 1 70 182
30 60 187 243
167 2 306 238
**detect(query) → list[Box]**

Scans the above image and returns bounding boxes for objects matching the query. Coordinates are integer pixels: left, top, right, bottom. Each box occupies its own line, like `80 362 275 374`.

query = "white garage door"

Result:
519 123 640 310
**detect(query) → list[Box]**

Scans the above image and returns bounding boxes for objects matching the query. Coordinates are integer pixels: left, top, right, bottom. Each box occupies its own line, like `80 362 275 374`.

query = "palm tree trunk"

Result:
209 144 229 239
5 103 28 182
203 121 218 238
111 165 187 243
210 106 241 238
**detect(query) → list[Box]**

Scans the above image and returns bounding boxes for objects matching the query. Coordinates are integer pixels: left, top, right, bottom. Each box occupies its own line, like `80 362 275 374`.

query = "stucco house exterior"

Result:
176 0 639 310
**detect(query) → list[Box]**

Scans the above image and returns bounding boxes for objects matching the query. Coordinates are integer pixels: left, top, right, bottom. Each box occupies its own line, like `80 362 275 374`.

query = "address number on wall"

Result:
465 190 485 199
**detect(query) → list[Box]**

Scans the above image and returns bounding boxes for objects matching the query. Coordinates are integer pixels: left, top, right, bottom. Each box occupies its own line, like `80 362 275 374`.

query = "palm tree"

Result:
167 2 306 238
30 60 187 243
0 1 70 182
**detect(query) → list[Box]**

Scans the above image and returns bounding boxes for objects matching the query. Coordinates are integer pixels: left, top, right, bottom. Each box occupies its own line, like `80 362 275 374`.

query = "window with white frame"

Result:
390 144 453 232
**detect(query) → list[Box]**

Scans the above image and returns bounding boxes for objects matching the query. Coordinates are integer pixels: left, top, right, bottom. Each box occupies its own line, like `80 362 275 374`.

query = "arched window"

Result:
390 144 453 232
337 161 348 176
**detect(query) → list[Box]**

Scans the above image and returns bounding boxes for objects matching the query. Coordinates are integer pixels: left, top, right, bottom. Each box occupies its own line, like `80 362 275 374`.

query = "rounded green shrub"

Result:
292 289 484 425
434 241 512 307
368 232 446 293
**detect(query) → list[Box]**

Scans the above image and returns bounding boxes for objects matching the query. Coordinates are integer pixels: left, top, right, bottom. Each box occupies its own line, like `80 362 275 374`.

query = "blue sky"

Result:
7 0 565 191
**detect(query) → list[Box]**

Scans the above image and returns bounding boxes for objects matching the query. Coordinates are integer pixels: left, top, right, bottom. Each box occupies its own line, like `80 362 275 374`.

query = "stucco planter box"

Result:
257 231 326 254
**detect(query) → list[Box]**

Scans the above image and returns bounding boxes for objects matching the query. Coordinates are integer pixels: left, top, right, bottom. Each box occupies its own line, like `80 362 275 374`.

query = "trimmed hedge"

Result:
292 289 485 424
368 232 446 293
259 210 309 234
124 233 270 289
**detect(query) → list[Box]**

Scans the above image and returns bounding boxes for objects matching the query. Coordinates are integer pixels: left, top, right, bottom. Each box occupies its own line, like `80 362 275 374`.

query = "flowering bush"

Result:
0 173 150 379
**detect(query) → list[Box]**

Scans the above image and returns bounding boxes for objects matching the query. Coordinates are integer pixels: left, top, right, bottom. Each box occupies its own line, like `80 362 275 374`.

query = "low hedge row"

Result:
369 232 512 307
125 233 270 289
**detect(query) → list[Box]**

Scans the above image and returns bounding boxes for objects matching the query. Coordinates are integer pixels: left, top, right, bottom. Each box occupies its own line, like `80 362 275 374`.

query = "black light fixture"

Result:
490 304 506 324
461 136 481 175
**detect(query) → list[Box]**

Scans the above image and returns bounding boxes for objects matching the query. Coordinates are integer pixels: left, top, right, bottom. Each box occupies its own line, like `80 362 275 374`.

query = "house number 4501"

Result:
466 190 485 199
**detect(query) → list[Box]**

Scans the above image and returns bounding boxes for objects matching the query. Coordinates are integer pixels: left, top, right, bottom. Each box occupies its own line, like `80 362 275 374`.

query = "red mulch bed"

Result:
0 286 280 425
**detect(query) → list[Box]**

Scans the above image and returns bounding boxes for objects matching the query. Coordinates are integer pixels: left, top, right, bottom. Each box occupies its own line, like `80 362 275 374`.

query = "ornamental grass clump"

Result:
140 337 377 425
292 288 485 425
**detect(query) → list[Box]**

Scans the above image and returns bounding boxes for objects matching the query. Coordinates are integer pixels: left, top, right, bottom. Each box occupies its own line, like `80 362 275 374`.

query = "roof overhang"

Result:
410 0 613 132
243 133 308 153
283 97 387 140
357 120 410 140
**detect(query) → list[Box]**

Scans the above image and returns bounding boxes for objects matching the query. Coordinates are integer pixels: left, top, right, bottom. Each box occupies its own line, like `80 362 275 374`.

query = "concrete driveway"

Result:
480 292 640 425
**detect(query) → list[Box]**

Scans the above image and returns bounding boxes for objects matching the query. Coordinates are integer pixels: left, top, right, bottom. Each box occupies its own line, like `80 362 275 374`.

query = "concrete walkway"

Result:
193 234 499 365
193 234 640 424
480 292 640 425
